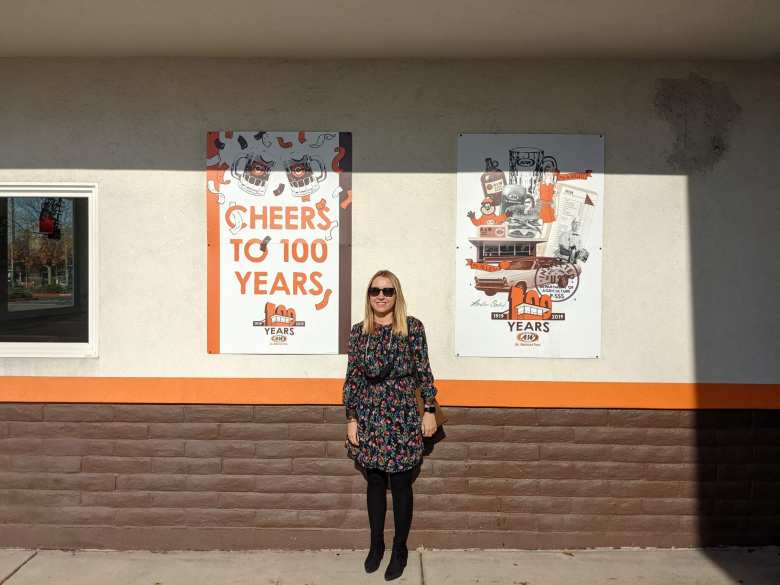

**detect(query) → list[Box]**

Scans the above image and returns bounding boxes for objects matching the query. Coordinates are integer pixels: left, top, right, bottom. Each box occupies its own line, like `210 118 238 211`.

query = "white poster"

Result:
206 131 352 354
455 134 604 358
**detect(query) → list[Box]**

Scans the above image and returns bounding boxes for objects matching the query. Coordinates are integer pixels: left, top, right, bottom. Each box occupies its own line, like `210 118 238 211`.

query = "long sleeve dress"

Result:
343 315 438 473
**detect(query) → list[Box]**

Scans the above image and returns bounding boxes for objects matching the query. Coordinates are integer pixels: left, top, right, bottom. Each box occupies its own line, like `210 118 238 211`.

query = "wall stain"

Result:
654 73 741 173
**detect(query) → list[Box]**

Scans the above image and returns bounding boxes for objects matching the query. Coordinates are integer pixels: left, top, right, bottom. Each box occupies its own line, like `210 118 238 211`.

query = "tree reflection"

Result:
7 197 74 310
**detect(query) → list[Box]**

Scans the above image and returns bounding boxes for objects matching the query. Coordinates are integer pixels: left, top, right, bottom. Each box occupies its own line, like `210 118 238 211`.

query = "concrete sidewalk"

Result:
1 547 779 584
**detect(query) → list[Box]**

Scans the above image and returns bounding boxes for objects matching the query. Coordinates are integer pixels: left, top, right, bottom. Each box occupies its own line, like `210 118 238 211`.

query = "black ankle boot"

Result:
384 542 408 581
364 536 385 573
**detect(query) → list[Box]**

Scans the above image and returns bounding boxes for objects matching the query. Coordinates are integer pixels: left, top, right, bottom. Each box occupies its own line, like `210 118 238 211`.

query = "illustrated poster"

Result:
206 131 352 354
456 134 604 358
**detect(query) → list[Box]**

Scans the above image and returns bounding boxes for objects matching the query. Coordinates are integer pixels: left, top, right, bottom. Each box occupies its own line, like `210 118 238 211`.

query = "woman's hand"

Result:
421 412 437 437
346 419 359 446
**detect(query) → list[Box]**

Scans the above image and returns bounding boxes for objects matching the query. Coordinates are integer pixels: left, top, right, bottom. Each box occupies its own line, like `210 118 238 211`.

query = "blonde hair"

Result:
362 269 409 337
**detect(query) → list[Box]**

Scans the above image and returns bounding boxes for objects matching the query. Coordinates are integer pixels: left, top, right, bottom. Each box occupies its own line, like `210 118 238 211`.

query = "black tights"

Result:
365 466 414 547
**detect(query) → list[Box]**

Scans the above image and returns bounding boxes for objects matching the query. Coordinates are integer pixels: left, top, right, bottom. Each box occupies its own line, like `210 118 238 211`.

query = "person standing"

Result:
343 269 439 581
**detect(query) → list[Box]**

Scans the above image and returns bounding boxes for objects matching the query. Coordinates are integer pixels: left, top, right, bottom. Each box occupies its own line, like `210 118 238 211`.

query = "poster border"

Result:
455 132 605 359
206 131 352 355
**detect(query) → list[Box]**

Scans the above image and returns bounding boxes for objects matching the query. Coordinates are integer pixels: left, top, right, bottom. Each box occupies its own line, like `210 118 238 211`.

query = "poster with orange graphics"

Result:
207 131 352 354
456 134 604 358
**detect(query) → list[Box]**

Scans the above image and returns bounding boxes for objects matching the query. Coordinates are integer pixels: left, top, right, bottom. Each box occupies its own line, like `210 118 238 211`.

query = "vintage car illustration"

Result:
474 256 580 296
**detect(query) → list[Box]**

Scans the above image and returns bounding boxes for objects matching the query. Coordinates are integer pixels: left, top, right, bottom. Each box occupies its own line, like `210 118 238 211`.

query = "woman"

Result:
343 269 438 581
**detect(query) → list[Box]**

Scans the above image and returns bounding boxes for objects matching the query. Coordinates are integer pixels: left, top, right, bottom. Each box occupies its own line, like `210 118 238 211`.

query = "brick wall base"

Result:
1 404 778 550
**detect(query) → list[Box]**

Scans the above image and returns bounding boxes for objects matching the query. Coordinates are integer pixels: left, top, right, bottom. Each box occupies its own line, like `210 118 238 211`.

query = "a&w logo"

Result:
253 302 306 345
489 286 566 345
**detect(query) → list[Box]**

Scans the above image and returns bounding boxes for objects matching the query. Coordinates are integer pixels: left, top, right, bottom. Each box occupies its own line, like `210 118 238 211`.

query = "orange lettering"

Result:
244 239 269 263
225 204 247 230
248 206 266 229
270 272 291 295
285 206 299 229
269 206 283 229
235 271 251 294
300 207 315 230
230 239 242 262
293 272 307 294
308 271 324 295
311 239 328 263
253 272 268 294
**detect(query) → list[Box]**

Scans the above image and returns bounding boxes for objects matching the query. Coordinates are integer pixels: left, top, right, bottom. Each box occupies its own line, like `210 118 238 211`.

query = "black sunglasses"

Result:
368 287 395 297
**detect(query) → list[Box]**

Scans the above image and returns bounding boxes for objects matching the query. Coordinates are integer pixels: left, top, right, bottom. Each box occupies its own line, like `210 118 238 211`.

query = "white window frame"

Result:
0 182 99 358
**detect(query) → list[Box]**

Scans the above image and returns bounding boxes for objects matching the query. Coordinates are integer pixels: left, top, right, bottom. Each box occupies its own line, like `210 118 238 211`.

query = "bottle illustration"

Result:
480 158 506 209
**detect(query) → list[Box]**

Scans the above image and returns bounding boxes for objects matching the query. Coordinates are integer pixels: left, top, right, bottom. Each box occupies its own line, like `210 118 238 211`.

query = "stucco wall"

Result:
0 59 777 383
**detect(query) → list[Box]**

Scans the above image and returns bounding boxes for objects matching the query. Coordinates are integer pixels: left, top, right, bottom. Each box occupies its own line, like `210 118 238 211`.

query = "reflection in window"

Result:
8 197 75 312
1 196 88 343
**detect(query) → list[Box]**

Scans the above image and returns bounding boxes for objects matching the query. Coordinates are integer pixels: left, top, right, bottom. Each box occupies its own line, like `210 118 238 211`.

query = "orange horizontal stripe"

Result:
0 377 779 409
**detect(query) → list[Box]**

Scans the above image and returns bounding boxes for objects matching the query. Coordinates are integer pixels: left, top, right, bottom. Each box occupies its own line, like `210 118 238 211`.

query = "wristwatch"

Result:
423 404 436 413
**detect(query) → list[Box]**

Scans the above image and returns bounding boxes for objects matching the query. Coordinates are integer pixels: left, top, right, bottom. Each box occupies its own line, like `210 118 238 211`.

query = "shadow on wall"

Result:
654 73 780 572
0 60 778 566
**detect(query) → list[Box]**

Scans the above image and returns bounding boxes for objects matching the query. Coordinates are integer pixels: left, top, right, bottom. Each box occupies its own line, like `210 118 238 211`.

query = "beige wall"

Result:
0 59 777 383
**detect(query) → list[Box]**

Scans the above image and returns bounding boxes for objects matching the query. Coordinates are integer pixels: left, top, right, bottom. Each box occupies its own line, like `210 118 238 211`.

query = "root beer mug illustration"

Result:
285 154 327 200
231 154 275 196
509 148 558 197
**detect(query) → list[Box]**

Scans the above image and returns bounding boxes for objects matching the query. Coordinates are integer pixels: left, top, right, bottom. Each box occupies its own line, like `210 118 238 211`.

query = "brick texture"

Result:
0 403 778 550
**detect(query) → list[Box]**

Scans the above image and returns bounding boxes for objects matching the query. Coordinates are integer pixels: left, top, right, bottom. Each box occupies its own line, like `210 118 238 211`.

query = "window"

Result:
0 183 98 357
485 243 535 258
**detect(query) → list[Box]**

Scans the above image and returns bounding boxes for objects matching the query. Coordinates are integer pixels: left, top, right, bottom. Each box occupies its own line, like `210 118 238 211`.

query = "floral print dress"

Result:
343 315 438 473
